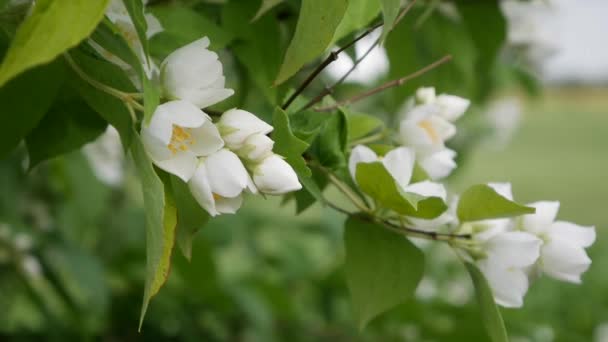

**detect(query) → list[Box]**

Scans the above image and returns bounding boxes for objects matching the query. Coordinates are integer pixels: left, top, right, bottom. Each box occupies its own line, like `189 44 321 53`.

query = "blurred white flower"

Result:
141 100 224 181
252 154 302 195
188 149 252 216
519 201 595 283
84 126 125 187
21 255 42 278
484 96 522 149
160 37 234 108
418 148 457 180
348 145 446 198
399 104 456 153
216 109 273 150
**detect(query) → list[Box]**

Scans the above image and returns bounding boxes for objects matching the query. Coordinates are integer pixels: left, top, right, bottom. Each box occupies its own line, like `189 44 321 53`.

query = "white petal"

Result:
153 150 198 182
405 181 446 200
188 161 219 216
521 201 560 234
348 145 378 181
382 147 415 188
549 221 596 248
188 120 225 156
205 149 249 198
219 109 274 148
253 154 302 195
485 231 542 268
436 94 470 122
239 133 274 162
141 128 172 161
416 87 436 104
540 238 592 284
180 87 235 109
215 194 243 214
147 100 209 144
419 148 457 180
488 182 514 201
144 13 163 38
479 261 529 308
428 115 457 141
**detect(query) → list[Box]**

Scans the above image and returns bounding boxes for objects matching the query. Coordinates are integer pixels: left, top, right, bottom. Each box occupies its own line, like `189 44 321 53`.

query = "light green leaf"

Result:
67 49 135 149
274 0 348 85
26 93 107 168
150 5 233 60
345 110 384 142
170 175 209 261
131 134 177 328
465 262 509 342
457 184 535 222
344 216 424 330
333 0 381 42
356 162 447 218
272 107 324 202
378 0 400 40
251 0 282 22
0 59 65 158
0 0 111 86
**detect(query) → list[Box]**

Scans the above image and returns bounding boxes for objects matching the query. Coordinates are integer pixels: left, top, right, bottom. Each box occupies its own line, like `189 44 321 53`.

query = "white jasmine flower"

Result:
348 145 447 198
399 104 456 153
216 109 273 150
519 201 595 283
188 149 251 216
252 154 302 195
141 100 224 182
418 147 457 180
160 37 234 108
239 133 275 162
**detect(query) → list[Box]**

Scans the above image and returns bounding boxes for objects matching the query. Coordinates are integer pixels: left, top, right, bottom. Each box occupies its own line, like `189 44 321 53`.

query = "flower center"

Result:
418 119 440 144
168 125 195 154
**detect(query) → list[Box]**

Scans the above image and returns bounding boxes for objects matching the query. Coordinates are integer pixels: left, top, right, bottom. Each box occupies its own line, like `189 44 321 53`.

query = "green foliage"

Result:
274 0 348 85
457 184 535 222
123 0 149 62
356 162 447 218
0 60 64 158
251 0 283 22
344 216 424 330
130 134 176 327
378 0 400 40
0 0 110 86
308 110 348 170
25 92 107 168
465 262 509 342
333 0 381 42
345 109 385 142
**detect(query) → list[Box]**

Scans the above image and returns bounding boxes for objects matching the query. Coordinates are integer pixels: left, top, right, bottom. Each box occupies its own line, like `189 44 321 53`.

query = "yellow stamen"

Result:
168 125 196 155
418 119 440 143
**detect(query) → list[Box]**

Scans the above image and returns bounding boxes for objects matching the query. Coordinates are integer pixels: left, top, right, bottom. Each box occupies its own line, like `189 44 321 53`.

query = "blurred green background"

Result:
0 87 606 341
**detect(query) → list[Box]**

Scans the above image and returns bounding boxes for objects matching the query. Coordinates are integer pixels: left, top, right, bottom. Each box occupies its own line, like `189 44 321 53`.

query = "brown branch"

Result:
281 0 418 110
313 54 452 112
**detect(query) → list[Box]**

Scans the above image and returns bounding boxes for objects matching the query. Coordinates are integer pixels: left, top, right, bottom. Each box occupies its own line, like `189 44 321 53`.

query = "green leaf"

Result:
465 262 509 342
251 0 283 22
309 110 348 169
149 5 233 60
274 0 348 85
345 110 384 142
272 107 324 202
123 0 150 62
344 216 424 330
455 1 506 100
333 0 381 42
378 0 400 40
222 1 283 104
131 133 177 328
0 0 111 86
356 162 446 218
67 49 135 148
170 175 209 261
0 59 65 158
457 184 535 222
26 93 107 168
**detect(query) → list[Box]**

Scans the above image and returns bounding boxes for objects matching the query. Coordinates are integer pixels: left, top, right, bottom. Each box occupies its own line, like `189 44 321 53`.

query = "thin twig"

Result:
281 0 418 110
313 54 452 112
301 0 419 111
361 214 472 242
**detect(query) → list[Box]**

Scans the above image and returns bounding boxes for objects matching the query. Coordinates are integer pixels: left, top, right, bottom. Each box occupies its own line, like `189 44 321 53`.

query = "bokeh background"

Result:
1 0 607 341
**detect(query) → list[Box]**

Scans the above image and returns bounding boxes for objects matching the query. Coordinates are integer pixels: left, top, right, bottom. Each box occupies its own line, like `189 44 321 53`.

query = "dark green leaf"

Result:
131 133 177 328
67 49 135 148
26 94 107 168
333 0 381 42
457 184 535 222
170 175 210 261
0 59 64 158
0 0 110 86
251 0 283 22
344 216 424 330
274 0 348 85
378 0 400 40
465 262 509 342
123 0 150 62
309 110 348 169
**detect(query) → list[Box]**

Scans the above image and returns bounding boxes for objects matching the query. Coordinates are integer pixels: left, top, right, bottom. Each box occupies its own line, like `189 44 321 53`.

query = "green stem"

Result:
349 130 388 146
